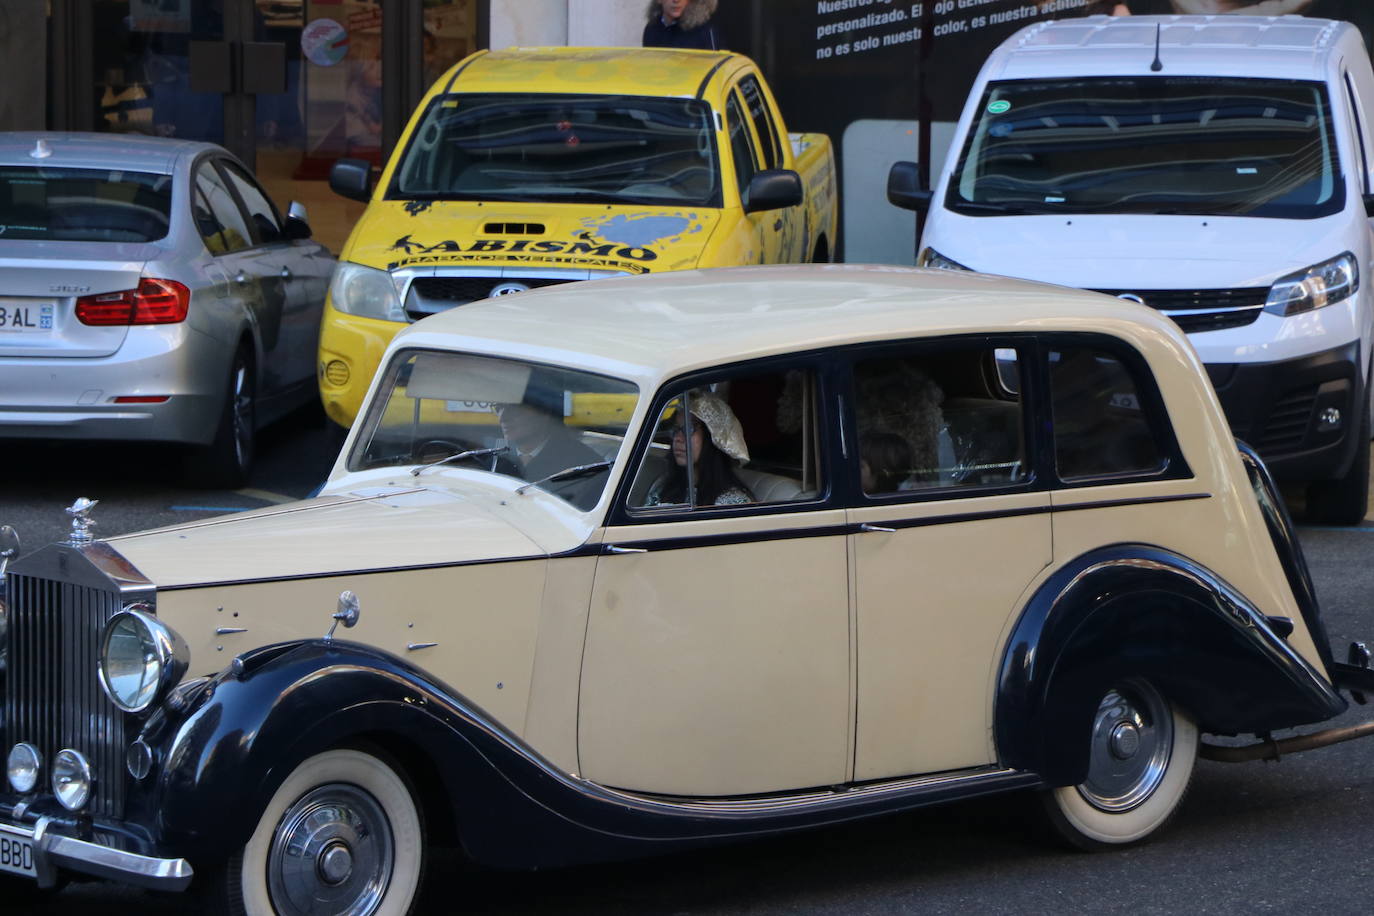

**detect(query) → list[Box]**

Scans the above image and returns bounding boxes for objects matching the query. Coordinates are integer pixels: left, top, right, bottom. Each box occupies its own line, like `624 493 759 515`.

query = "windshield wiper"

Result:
410 446 510 477
516 460 613 494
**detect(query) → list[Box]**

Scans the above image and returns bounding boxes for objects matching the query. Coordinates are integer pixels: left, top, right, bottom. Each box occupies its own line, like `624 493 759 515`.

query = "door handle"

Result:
234 272 249 285
604 545 647 555
280 266 292 279
773 218 783 231
859 523 896 533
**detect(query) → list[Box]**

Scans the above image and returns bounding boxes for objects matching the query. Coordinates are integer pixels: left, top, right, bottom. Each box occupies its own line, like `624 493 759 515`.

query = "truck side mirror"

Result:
329 158 374 203
745 169 804 213
888 161 933 212
282 201 312 240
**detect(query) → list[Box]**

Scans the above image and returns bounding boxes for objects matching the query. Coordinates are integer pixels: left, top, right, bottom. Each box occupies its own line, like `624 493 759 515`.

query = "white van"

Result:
889 15 1374 524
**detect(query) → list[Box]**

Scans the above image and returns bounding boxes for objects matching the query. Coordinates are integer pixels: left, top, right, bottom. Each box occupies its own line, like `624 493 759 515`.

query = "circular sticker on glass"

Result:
987 99 1012 115
302 19 349 67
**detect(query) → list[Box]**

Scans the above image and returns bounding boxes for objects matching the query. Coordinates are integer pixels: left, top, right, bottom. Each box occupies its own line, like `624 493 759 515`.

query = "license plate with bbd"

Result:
0 825 37 878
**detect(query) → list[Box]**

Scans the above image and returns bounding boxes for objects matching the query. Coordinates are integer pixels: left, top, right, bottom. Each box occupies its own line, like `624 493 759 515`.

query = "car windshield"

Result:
389 92 722 206
0 166 172 242
350 349 639 510
947 77 1342 218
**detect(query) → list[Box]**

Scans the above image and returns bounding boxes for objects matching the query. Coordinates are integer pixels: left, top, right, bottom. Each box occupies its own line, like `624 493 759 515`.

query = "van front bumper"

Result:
1206 341 1363 482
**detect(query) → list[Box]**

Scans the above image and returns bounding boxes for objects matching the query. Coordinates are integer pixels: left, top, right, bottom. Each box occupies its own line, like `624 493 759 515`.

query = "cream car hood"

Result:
105 487 548 588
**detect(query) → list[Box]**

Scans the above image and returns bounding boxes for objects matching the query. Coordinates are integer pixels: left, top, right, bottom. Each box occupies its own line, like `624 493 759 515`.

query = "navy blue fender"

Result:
130 639 1047 872
995 544 1346 787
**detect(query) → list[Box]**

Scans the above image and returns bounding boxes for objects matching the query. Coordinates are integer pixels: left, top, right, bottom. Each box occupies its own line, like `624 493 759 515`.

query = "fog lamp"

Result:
7 743 41 794
52 749 93 811
324 359 350 387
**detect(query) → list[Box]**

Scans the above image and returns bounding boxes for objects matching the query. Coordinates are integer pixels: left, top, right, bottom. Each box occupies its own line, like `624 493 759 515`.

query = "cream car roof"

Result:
391 264 1198 389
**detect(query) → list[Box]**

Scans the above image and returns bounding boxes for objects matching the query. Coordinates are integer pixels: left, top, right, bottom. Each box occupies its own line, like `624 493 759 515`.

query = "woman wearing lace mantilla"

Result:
646 390 754 507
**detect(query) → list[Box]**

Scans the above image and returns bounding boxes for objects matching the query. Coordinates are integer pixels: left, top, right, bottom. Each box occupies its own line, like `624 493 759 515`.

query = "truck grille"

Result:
4 573 126 819
405 277 572 320
1092 287 1267 334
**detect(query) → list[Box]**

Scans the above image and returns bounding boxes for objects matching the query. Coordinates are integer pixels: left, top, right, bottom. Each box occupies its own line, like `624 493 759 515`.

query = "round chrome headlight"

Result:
7 743 41 794
52 749 93 811
98 606 189 714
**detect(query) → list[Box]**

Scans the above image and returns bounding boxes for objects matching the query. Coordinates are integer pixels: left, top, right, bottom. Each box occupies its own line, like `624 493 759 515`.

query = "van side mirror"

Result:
888 161 933 212
745 169 804 213
282 201 312 240
1363 192 1374 217
329 158 374 202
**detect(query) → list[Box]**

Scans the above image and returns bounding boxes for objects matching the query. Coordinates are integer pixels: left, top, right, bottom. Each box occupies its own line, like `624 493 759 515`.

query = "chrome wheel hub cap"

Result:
268 783 394 916
1078 683 1173 813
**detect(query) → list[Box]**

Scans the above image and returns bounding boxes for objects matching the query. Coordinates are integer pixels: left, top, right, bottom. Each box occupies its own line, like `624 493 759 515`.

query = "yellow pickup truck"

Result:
320 46 838 427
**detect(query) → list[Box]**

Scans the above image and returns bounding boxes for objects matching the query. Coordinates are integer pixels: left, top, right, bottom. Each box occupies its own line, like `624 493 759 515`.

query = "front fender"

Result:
995 544 1345 786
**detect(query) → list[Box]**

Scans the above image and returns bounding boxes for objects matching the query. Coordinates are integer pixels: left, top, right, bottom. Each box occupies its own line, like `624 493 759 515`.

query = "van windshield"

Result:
389 93 722 207
947 77 1343 219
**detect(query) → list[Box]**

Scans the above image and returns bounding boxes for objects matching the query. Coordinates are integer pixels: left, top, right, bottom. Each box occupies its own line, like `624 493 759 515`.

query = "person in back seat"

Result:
646 391 754 507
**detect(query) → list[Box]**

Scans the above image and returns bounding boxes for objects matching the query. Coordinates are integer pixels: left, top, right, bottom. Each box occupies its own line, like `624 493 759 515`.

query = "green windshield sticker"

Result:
987 99 1011 115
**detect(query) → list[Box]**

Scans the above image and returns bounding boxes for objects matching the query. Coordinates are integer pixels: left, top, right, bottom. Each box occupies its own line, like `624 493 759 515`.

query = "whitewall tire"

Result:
231 748 425 916
1041 679 1197 850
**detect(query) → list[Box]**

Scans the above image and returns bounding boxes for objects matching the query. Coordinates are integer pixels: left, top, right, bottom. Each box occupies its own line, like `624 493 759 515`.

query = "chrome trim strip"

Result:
597 766 1029 817
31 818 193 892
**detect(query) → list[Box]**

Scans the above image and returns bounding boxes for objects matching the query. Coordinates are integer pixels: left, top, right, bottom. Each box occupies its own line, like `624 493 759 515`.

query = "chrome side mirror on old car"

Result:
324 590 361 642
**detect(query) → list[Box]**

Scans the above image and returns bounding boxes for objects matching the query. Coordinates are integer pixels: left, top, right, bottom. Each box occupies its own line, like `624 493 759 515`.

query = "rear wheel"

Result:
1306 393 1371 526
189 346 256 488
1040 679 1197 850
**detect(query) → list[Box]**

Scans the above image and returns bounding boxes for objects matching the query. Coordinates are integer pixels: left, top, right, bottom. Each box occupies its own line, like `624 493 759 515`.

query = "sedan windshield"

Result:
350 350 639 510
947 77 1342 218
389 93 721 206
0 167 172 241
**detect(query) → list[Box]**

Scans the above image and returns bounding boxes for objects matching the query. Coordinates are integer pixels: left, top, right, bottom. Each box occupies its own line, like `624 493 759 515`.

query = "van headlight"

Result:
917 248 972 271
1264 252 1359 316
98 606 189 714
329 261 406 323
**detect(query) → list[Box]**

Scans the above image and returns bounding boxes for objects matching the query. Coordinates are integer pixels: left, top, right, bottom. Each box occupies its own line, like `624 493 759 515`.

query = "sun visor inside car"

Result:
405 353 531 405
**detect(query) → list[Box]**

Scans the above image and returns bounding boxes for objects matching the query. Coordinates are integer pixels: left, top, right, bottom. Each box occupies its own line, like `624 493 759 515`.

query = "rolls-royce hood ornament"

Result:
65 497 99 544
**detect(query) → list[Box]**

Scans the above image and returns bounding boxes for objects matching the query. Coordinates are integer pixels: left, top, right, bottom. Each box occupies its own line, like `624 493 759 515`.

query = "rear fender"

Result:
995 544 1345 786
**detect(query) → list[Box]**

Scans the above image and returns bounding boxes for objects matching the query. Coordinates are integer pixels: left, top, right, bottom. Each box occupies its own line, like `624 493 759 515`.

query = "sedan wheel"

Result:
1041 679 1197 849
226 749 425 916
189 347 256 488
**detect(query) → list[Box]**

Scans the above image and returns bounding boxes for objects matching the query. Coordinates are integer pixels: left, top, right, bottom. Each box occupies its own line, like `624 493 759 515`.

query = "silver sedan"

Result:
0 132 334 485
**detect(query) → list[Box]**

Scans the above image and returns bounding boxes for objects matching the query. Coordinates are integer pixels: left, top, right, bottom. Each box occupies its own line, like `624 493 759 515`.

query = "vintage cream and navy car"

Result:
3 265 1374 915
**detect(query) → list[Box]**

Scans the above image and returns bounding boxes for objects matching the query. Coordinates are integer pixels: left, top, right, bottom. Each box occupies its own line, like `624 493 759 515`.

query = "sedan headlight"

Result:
98 606 189 714
917 247 972 271
1264 252 1359 317
329 261 406 322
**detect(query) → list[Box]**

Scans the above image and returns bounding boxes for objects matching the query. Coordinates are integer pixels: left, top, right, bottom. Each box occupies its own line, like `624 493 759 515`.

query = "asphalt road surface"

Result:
4 427 1374 915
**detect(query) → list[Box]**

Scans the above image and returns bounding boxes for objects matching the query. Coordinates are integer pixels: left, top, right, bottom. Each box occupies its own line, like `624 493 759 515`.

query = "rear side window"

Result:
739 75 783 171
219 161 283 244
1049 346 1165 480
0 166 171 242
851 344 1029 494
725 92 758 200
194 163 253 254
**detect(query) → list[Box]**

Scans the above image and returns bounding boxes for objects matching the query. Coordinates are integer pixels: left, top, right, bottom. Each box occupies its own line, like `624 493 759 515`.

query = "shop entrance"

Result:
54 0 481 252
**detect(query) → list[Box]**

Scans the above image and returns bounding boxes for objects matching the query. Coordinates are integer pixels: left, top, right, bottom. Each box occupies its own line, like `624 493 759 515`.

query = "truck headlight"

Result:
98 606 189 714
917 248 972 271
329 261 406 323
1264 252 1359 316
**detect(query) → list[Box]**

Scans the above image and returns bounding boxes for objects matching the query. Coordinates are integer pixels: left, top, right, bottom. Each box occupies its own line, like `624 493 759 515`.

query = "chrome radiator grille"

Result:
4 572 126 819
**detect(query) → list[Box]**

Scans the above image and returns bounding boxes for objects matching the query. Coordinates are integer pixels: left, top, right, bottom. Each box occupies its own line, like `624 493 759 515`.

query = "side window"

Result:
725 92 758 201
1049 345 1165 480
739 75 783 171
852 345 1028 494
628 367 823 511
193 164 252 254
219 160 284 244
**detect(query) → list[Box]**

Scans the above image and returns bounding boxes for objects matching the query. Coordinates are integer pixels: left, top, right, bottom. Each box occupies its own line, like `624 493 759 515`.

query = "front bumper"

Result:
0 810 192 891
1207 341 1364 482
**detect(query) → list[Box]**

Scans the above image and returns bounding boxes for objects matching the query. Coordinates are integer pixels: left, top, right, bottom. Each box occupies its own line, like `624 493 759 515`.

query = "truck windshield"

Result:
390 93 722 207
947 77 1342 218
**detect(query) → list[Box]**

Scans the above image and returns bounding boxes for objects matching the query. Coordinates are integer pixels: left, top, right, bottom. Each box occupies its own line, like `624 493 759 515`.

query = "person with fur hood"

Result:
643 0 721 51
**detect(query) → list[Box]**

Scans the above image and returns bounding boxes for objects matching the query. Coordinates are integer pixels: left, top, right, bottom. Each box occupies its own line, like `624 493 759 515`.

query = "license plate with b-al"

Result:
0 298 55 333
0 824 37 878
